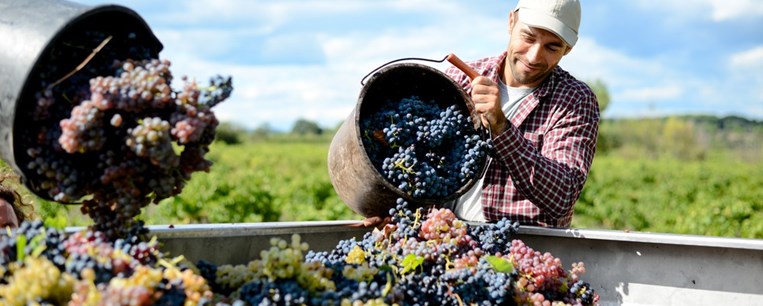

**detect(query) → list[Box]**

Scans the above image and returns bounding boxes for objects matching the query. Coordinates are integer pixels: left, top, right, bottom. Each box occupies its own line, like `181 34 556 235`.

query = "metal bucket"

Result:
328 60 487 217
0 0 162 198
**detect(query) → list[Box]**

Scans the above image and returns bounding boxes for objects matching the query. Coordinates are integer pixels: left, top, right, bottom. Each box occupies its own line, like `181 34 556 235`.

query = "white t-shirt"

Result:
453 81 536 221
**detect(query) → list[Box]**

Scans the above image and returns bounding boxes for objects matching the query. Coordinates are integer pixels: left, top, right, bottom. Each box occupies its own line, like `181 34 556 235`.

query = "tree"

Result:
291 119 323 135
214 122 245 145
253 123 274 140
586 79 610 113
586 79 614 154
662 116 704 160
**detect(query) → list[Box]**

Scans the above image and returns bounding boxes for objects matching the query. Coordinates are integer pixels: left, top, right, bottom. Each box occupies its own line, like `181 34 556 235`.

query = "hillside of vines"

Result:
3 116 762 239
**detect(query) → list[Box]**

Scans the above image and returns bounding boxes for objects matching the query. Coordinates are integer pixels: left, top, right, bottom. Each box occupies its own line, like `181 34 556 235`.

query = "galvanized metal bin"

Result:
130 222 763 306
0 0 162 199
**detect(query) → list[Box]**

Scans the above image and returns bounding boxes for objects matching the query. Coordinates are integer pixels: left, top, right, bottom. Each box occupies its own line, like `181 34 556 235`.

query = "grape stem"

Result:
393 159 416 174
47 35 113 90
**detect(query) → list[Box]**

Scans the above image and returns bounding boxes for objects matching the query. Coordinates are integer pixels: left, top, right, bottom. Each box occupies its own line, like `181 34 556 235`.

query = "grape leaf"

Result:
44 215 67 230
16 235 26 262
401 253 424 274
29 233 48 258
486 255 514 273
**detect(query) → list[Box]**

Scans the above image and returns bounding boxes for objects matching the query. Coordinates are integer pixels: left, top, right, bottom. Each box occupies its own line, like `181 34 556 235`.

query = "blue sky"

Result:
77 0 763 131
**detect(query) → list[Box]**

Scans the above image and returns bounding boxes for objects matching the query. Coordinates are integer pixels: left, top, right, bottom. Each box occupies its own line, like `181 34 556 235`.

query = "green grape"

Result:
0 257 75 305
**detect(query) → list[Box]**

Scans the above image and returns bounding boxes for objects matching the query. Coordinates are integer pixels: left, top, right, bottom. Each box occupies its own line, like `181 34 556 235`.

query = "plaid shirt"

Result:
444 52 600 227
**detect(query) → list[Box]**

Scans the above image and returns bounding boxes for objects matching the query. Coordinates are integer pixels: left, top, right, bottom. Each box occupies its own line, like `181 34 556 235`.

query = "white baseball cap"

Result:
514 0 581 47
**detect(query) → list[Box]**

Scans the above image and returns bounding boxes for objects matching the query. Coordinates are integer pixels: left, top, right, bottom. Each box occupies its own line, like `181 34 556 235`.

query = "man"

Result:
0 195 20 229
0 172 30 229
445 0 599 227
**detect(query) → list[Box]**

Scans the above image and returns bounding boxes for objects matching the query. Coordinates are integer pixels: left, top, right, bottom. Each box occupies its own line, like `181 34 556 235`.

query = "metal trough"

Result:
129 222 763 306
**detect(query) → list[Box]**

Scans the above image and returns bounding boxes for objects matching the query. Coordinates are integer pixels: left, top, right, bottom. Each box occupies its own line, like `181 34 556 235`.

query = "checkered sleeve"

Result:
492 81 599 221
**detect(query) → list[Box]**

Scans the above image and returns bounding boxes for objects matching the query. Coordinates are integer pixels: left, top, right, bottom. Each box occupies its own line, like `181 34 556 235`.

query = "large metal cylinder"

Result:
0 0 162 198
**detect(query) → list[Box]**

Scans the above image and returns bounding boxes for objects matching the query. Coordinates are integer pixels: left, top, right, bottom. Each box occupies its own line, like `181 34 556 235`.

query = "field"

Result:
574 155 763 238
15 126 760 239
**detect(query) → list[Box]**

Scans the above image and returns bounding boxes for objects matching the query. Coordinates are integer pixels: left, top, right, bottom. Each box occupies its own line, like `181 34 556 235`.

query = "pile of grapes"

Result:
0 199 599 305
15 29 232 239
361 96 492 199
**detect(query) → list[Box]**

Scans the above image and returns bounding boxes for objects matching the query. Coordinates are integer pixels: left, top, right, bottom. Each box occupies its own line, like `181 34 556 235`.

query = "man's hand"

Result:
471 76 508 138
353 215 393 230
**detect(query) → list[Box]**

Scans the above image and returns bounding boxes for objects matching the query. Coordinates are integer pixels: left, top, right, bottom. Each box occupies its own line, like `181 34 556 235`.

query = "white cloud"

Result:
619 86 684 102
147 1 510 130
320 25 505 72
725 46 763 111
561 38 691 115
153 29 238 58
154 50 362 130
563 38 667 86
706 0 763 21
63 0 763 125
747 102 763 118
145 0 467 28
633 0 763 21
562 38 763 119
730 45 763 70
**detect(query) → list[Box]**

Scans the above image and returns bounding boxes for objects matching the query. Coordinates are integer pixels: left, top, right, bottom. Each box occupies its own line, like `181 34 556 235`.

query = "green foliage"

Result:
597 116 761 162
291 118 323 135
44 215 68 230
215 122 246 145
486 255 514 273
15 235 26 262
144 141 358 224
660 116 705 160
154 168 279 223
250 123 276 141
585 79 610 113
574 155 763 238
401 253 424 274
586 79 613 154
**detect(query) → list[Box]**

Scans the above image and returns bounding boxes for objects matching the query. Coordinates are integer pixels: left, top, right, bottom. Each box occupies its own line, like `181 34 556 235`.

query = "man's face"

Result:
0 198 19 229
505 12 570 87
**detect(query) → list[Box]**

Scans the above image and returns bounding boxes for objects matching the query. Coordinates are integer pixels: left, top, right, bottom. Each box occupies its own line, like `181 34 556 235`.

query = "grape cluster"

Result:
210 198 598 305
0 202 599 305
0 220 211 306
361 96 492 199
317 199 599 305
17 29 232 240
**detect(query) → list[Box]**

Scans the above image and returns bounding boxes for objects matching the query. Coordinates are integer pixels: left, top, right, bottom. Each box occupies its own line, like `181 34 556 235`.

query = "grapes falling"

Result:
16 29 232 240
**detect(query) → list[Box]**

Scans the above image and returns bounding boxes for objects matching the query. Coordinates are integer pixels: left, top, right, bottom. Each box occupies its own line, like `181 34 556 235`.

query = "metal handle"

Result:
360 55 449 86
